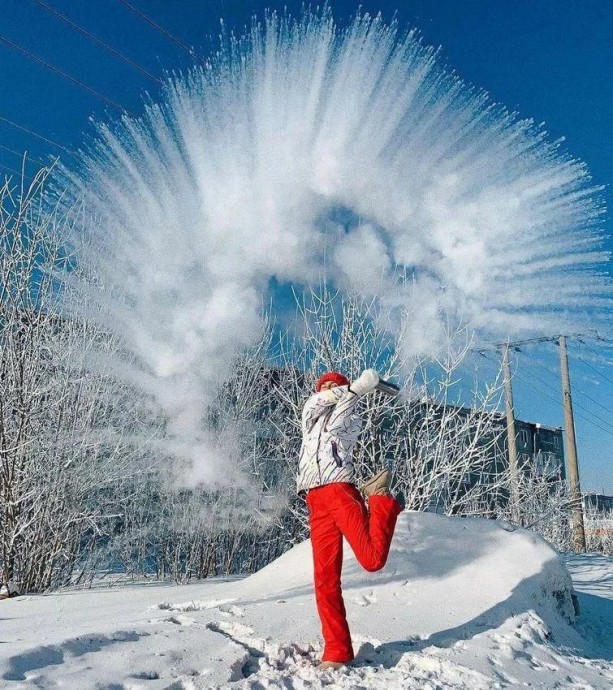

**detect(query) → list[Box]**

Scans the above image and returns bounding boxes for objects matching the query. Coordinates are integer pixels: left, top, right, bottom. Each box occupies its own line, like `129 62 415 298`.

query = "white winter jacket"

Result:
297 385 363 493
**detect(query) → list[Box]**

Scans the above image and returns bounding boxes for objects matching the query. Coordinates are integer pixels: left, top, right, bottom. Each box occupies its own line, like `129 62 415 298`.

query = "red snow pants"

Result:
306 482 403 663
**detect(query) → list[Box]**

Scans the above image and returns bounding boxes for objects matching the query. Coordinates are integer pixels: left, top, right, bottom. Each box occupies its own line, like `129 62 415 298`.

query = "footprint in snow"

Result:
153 598 236 612
167 614 196 626
219 604 245 617
354 592 377 606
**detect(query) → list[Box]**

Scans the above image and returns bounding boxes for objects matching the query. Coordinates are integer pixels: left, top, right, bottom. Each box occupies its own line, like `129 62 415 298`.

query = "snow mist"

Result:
57 11 610 488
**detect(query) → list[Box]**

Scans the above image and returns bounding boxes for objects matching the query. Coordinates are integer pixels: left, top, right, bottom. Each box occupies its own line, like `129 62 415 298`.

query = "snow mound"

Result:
237 511 576 645
2 512 611 690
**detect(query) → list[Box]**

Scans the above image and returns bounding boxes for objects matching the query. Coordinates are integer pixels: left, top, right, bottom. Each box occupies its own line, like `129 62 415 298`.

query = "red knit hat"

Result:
316 371 350 392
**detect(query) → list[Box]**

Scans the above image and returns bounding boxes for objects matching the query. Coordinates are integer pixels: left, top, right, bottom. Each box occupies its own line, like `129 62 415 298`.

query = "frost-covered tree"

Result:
0 170 153 593
2 170 584 593
266 287 510 524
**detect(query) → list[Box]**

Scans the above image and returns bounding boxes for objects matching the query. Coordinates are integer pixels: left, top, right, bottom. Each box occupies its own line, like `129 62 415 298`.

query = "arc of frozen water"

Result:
55 10 610 487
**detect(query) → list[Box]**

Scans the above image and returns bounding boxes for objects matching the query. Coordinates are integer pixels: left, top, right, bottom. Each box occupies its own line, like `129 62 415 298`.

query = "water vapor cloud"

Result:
57 11 611 486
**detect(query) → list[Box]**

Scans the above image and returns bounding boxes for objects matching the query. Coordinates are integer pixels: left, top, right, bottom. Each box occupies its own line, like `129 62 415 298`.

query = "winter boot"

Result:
360 469 390 497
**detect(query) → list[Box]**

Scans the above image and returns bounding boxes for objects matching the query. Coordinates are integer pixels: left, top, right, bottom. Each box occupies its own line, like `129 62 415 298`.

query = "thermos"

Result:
375 379 401 397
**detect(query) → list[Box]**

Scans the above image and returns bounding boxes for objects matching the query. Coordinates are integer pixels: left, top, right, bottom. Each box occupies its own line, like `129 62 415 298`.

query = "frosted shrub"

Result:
584 506 613 555
270 287 509 521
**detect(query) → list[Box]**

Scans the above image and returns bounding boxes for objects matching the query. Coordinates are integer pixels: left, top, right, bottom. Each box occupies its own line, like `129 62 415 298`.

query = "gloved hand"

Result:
349 369 380 396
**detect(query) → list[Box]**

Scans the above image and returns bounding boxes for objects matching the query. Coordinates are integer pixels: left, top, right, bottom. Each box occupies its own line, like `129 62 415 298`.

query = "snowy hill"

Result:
1 511 612 689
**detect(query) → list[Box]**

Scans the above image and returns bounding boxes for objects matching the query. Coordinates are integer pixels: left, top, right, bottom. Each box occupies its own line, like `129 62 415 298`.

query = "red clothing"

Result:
306 482 402 663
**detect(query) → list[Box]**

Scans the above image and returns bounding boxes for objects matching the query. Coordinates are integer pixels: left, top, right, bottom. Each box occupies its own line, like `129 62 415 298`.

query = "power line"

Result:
508 350 612 431
0 115 75 156
481 336 613 428
32 0 165 86
479 351 561 409
476 332 599 354
118 0 205 62
0 33 135 116
576 354 613 386
516 368 613 439
478 351 613 439
575 338 613 385
506 335 559 347
0 142 51 167
517 350 559 381
519 348 613 419
0 162 34 182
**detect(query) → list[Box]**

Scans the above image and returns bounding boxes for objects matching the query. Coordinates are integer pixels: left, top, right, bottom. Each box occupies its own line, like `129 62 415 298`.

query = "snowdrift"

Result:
2 512 611 690
237 511 576 641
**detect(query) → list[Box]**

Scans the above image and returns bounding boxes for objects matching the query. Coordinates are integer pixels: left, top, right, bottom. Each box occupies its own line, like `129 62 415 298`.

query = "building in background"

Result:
584 493 613 513
515 419 566 481
403 400 566 514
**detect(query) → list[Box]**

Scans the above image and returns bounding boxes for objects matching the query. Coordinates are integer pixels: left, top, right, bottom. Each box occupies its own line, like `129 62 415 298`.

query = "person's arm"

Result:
326 370 380 434
325 389 359 434
302 388 342 433
302 370 380 434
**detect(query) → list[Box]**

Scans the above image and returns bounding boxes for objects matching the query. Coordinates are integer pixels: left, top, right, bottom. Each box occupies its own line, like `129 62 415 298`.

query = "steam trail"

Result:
57 11 610 486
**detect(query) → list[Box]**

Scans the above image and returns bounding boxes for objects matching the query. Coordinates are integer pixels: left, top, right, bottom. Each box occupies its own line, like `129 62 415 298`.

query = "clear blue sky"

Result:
2 1 611 492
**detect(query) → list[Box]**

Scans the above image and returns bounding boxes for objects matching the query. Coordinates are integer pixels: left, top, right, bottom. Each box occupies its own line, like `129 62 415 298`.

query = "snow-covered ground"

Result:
1 512 612 689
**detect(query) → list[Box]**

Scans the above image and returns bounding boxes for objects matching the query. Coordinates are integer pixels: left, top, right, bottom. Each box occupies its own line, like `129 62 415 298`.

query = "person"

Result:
297 369 403 670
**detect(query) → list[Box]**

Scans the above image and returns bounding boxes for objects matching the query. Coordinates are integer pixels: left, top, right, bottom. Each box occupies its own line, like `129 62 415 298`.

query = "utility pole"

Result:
558 336 586 552
502 343 520 523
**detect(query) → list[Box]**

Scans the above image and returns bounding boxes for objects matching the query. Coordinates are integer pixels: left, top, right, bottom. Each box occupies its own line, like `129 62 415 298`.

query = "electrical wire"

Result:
0 162 34 181
482 351 562 408
509 353 612 434
478 351 613 439
0 33 135 116
118 0 205 62
575 339 613 385
576 354 613 386
32 0 164 86
519 348 613 419
0 115 75 155
0 142 51 167
577 357 613 383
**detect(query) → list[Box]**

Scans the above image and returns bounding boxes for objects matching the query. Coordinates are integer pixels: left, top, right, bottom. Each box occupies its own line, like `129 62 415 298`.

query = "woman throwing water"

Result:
297 369 403 669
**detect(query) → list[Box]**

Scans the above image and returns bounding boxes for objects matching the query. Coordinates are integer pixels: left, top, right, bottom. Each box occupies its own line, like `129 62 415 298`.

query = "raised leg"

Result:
327 482 402 572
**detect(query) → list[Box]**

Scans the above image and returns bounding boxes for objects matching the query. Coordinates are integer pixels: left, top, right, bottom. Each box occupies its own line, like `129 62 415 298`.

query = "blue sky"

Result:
2 1 611 492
